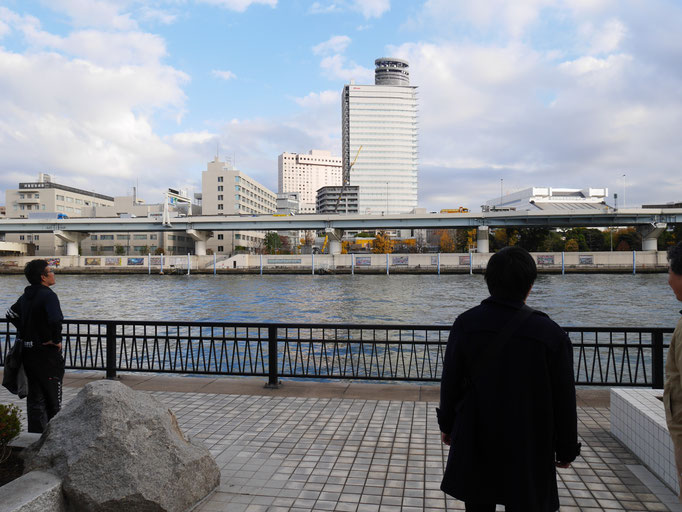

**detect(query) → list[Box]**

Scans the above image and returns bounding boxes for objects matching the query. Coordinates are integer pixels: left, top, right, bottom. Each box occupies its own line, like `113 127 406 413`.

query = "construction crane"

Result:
333 145 362 213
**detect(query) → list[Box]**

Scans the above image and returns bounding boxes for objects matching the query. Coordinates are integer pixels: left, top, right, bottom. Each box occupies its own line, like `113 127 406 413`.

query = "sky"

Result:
1 0 681 212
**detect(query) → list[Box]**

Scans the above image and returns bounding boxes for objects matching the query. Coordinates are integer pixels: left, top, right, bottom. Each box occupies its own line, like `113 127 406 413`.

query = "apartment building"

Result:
4 174 194 255
4 174 115 255
316 186 359 214
202 156 277 254
278 150 342 213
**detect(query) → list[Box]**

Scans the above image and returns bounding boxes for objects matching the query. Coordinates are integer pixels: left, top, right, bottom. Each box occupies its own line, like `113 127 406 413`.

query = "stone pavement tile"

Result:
0 384 676 512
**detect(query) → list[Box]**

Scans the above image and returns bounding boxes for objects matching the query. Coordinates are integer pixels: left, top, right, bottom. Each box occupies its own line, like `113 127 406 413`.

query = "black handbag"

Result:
2 339 28 398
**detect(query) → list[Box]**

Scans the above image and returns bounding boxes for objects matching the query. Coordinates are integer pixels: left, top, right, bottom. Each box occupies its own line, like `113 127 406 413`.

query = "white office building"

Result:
483 187 610 212
342 57 418 215
278 150 342 213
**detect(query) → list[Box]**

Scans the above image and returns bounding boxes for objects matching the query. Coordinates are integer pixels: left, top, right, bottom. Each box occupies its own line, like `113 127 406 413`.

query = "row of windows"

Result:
18 235 39 241
91 234 159 241
15 204 46 211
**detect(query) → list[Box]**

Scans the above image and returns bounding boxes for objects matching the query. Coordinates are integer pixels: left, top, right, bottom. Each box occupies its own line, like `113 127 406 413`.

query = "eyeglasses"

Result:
43 269 55 276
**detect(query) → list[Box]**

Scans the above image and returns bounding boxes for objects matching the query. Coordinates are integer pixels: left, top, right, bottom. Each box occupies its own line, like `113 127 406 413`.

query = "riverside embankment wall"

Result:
0 251 670 274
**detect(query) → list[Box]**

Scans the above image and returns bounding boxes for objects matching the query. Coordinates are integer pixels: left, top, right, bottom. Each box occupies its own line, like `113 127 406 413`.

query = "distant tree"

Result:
614 227 641 251
372 230 393 253
114 245 126 256
154 247 165 255
264 232 282 254
138 245 150 255
439 230 455 253
564 239 579 252
206 248 214 255
278 234 291 254
516 228 551 252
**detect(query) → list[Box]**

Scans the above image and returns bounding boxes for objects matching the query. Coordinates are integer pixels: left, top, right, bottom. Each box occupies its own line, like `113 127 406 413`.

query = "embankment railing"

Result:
0 320 675 388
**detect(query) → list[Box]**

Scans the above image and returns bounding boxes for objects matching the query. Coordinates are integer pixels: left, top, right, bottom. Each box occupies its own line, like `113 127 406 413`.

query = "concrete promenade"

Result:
2 371 682 511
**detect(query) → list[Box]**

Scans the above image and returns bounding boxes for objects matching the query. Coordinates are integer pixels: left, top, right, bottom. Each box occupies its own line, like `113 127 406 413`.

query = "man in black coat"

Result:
438 246 580 512
6 259 65 433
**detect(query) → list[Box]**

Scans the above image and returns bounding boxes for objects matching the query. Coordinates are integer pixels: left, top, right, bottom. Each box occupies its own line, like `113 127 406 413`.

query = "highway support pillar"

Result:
54 230 88 256
476 226 490 253
638 223 666 251
325 228 344 255
186 229 213 256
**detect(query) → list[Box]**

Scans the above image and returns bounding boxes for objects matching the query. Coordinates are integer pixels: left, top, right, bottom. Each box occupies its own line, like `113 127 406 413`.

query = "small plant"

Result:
0 404 21 464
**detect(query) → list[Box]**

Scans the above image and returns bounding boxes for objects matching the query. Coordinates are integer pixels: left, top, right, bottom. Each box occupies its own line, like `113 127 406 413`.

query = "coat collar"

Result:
482 295 526 310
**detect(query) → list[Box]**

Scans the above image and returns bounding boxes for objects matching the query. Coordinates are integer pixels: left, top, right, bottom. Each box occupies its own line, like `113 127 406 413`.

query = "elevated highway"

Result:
1 208 680 255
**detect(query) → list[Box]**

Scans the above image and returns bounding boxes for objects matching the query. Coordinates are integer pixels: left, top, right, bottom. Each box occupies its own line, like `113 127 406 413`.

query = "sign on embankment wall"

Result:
0 251 670 274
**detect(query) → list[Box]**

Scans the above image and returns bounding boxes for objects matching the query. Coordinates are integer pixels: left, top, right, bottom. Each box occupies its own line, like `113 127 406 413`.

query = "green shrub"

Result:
0 403 21 463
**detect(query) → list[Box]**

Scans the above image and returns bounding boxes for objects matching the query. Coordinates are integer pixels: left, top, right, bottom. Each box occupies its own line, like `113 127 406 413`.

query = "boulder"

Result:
23 381 220 512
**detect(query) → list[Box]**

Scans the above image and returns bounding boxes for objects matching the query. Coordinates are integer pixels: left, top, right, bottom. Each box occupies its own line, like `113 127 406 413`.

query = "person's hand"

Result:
555 461 571 468
441 432 451 445
42 340 62 351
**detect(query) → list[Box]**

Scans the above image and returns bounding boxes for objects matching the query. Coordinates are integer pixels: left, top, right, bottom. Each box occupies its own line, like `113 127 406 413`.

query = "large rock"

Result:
23 381 220 512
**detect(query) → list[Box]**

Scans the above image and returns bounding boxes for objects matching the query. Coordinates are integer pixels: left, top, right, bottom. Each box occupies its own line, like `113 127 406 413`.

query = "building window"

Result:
217 195 223 201
100 235 114 240
217 204 223 210
217 246 224 252
218 176 224 182
91 235 98 240
116 234 130 240
149 234 157 240
19 235 24 240
217 234 224 240
34 235 39 240
218 186 223 191
133 234 147 240
56 195 64 201
66 197 74 203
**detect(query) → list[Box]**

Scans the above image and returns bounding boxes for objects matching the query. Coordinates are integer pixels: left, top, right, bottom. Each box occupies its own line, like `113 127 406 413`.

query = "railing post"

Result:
265 326 280 388
105 321 117 380
652 330 664 389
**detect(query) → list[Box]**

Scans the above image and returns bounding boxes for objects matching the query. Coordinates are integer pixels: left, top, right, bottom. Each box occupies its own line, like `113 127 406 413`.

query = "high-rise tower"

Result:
341 57 418 215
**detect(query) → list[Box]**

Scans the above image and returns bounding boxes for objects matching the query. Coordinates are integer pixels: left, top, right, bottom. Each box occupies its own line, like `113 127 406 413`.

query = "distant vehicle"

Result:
440 207 470 213
28 212 69 219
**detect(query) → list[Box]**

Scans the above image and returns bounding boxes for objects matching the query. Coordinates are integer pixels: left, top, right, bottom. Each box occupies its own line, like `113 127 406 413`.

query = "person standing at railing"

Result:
437 246 581 512
664 241 682 501
5 259 65 433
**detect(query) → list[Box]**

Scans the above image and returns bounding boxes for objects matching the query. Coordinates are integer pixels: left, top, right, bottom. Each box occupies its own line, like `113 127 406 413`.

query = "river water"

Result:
1 273 679 328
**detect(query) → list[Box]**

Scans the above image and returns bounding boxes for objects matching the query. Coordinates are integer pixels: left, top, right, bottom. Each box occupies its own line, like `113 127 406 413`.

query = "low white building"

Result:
483 187 610 212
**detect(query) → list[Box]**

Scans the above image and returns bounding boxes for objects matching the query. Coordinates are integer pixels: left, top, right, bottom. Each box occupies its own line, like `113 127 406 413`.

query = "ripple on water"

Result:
0 272 678 327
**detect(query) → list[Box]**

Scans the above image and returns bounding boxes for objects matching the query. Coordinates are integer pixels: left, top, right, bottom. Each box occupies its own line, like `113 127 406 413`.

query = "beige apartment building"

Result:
4 174 194 256
201 156 277 254
4 174 115 255
278 150 342 213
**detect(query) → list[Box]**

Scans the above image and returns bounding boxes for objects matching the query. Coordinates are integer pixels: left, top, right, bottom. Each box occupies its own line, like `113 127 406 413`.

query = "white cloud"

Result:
585 18 627 55
195 0 277 12
43 0 138 30
313 35 352 56
293 90 339 107
319 54 373 82
309 2 340 14
418 0 553 38
351 0 389 19
212 69 237 80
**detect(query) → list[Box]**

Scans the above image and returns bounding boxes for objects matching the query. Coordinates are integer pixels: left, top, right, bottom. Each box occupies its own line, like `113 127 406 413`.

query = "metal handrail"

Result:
0 319 675 388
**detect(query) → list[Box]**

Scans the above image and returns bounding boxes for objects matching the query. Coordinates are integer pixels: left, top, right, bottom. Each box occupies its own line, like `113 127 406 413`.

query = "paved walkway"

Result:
2 371 681 511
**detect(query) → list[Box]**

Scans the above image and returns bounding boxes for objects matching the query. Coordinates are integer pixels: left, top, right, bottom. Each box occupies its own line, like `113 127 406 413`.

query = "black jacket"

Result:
438 296 580 511
6 284 63 346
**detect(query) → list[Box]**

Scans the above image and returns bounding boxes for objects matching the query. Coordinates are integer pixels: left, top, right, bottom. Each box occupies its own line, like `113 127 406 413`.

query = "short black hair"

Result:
24 259 49 286
485 246 537 301
668 242 682 275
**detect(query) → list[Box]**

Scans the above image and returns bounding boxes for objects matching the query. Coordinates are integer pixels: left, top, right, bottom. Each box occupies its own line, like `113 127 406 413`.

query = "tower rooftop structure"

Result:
374 57 410 86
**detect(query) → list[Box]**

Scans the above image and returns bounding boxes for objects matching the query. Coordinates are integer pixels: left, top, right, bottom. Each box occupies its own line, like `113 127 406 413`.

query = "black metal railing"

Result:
0 320 675 388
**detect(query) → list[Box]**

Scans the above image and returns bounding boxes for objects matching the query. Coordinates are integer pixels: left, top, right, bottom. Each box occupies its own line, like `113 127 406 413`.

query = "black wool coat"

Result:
438 296 580 511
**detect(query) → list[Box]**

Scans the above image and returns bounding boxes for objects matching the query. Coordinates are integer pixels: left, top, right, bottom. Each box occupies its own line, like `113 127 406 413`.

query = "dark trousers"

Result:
465 503 496 512
23 351 64 433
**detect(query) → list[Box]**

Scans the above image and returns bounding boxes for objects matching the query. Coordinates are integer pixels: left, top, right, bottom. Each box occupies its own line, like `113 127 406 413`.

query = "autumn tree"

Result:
372 231 393 253
439 230 455 253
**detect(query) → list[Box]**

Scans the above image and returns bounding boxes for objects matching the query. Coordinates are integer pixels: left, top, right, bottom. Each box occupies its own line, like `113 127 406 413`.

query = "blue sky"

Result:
1 0 681 211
